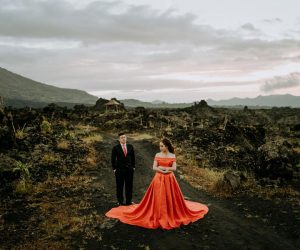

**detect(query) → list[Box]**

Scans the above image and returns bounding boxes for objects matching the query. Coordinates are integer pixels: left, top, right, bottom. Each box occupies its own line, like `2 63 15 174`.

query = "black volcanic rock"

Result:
93 97 126 112
0 108 4 123
257 138 297 180
0 154 19 188
93 97 108 111
0 126 14 151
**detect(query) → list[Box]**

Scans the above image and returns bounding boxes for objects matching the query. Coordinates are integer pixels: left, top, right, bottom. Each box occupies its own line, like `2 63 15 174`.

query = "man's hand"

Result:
114 169 116 173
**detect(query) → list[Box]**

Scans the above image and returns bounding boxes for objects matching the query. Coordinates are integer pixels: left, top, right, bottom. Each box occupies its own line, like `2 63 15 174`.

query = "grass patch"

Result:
178 155 226 193
293 147 300 153
13 161 32 194
14 240 70 250
128 132 154 140
40 119 53 134
21 175 106 248
57 140 70 150
82 134 103 144
85 147 98 167
74 124 99 132
177 152 300 204
41 153 60 164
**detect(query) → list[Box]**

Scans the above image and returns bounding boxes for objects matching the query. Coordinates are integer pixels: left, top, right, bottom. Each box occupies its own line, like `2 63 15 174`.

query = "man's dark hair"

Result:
118 132 125 137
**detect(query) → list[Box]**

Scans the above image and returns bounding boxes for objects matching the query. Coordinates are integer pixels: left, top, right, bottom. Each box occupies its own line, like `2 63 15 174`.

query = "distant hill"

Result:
121 99 191 108
207 94 300 108
0 67 98 107
1 67 299 109
2 98 95 109
121 94 300 109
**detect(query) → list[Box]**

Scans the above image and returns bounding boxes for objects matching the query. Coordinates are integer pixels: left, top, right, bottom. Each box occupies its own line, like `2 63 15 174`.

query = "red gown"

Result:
105 155 209 230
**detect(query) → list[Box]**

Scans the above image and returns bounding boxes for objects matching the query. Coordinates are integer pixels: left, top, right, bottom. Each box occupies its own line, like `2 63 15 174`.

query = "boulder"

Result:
223 170 241 190
257 138 297 180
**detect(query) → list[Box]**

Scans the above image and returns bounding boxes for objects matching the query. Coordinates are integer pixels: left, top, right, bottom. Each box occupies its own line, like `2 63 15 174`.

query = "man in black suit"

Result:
111 132 135 206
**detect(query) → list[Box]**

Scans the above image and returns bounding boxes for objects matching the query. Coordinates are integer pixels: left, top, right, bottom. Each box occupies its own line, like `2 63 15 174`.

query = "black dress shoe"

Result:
125 201 135 205
116 202 125 206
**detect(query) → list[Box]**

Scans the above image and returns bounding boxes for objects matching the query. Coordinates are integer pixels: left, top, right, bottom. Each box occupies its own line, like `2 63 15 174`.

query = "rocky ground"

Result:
1 131 299 249
0 101 300 249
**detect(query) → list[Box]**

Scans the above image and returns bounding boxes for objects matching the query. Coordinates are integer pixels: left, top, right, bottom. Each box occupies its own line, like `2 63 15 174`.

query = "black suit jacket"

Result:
111 143 135 170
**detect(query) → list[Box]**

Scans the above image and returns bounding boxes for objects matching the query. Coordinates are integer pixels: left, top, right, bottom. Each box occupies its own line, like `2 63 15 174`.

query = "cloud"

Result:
241 23 257 31
0 0 293 49
263 18 282 23
0 0 223 46
261 72 300 92
0 0 300 101
1 1 299 54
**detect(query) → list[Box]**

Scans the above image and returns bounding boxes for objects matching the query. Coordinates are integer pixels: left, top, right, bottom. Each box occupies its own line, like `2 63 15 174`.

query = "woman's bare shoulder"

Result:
155 152 175 158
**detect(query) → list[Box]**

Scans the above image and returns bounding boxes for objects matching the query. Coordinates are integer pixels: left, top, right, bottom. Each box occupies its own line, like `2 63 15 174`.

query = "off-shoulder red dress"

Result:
105 155 209 229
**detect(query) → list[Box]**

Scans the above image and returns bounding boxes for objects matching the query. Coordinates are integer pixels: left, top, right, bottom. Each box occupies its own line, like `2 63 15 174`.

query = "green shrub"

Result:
41 118 53 134
13 161 31 193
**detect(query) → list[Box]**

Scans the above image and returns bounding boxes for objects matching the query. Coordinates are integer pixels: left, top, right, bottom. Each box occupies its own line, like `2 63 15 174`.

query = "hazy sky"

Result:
1 0 300 102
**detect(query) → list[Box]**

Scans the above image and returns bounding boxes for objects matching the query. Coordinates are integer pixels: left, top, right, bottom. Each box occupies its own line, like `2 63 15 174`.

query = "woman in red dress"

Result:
105 138 209 230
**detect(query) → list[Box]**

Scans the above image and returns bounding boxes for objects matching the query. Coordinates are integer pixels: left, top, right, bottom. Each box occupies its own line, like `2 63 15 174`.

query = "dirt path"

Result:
88 133 299 250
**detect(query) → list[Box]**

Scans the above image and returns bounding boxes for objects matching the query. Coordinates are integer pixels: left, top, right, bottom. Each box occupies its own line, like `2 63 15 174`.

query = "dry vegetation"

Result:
57 140 69 150
128 132 154 140
82 134 103 144
1 103 300 249
176 150 300 205
13 174 105 249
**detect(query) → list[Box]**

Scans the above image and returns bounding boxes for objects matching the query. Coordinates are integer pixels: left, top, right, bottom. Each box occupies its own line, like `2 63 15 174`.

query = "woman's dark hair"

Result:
161 138 175 154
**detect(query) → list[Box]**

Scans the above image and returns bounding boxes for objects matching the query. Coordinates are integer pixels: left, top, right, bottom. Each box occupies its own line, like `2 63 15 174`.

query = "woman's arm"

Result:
158 162 176 172
153 155 169 174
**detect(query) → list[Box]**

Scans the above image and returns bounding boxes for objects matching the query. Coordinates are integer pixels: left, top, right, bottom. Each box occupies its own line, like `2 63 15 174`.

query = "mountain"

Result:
121 94 300 109
151 99 166 104
1 67 299 109
120 99 191 108
0 67 98 107
206 94 300 108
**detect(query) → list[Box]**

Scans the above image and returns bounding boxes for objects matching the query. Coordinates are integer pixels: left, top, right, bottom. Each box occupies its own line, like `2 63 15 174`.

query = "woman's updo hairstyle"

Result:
161 138 175 154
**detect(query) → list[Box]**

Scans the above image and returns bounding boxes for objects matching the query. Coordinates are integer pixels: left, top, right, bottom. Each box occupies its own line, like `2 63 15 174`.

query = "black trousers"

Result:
115 168 134 204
